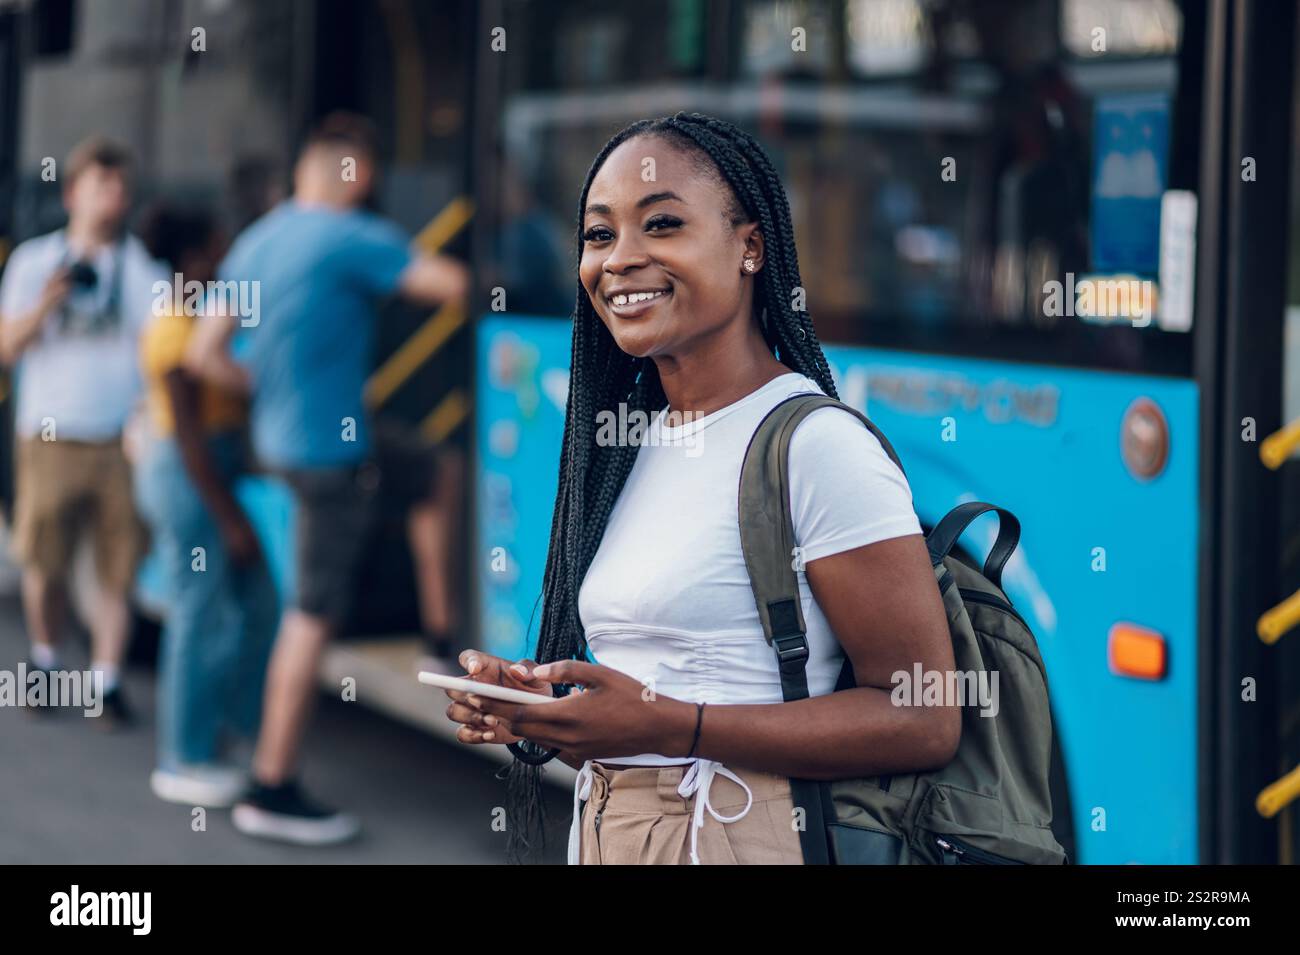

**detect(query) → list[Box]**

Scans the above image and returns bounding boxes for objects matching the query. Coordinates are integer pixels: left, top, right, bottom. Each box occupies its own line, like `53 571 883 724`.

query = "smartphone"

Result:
417 671 558 705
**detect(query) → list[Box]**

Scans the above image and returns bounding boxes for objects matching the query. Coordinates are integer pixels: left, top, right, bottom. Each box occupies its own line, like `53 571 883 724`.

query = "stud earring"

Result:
743 258 757 273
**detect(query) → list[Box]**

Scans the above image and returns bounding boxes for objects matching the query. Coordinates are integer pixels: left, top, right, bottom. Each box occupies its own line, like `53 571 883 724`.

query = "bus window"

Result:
483 0 1198 375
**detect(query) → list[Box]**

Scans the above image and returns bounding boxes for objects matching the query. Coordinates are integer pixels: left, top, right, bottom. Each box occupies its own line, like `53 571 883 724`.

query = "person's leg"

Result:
405 445 465 657
20 569 67 665
408 508 454 638
148 534 248 805
233 467 371 845
235 610 359 846
87 586 130 691
226 551 280 741
89 441 147 708
11 437 76 670
136 438 230 770
249 608 331 784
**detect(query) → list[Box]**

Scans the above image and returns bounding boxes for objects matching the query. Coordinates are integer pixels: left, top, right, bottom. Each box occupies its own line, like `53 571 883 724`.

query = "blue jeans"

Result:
135 431 279 769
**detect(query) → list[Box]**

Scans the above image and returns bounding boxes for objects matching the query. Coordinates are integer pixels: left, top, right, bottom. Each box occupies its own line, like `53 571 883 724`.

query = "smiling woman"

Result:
445 112 957 865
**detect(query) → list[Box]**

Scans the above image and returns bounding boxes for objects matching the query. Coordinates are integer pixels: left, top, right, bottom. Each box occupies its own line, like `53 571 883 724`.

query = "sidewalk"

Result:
0 593 570 863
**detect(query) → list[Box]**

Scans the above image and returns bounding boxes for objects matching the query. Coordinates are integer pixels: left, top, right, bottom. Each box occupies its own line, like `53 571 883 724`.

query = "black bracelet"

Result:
508 740 560 766
686 702 705 758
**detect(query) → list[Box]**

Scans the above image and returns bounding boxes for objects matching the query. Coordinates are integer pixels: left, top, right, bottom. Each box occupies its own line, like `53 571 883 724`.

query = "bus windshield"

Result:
485 0 1197 375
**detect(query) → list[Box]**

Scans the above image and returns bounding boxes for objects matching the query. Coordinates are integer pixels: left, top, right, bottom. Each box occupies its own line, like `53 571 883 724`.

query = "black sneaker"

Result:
232 779 360 846
94 685 135 730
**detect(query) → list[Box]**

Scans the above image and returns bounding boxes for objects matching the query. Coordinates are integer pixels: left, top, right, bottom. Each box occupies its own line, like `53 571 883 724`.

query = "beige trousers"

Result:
574 760 805 865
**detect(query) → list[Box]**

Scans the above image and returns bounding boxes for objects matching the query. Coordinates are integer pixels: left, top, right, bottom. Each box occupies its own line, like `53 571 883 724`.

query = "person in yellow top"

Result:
143 310 248 438
134 203 277 809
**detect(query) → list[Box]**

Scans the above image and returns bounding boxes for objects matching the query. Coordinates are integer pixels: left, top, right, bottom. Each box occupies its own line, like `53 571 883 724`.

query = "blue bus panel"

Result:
475 314 1200 864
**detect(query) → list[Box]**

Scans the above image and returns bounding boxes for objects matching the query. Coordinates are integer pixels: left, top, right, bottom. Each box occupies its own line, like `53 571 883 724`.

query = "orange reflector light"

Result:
1108 623 1167 680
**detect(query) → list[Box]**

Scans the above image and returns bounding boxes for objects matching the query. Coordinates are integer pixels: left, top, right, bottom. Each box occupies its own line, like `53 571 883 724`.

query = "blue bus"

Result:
468 0 1300 864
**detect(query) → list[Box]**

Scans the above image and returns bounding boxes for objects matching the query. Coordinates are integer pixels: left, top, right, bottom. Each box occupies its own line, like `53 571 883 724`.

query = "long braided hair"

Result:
506 112 839 859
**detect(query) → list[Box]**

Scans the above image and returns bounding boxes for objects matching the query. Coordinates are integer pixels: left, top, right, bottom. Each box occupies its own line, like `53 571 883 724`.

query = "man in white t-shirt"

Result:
0 136 166 726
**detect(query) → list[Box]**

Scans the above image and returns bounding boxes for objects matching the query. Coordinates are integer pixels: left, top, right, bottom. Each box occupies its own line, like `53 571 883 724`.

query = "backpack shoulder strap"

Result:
737 392 904 702
737 391 904 866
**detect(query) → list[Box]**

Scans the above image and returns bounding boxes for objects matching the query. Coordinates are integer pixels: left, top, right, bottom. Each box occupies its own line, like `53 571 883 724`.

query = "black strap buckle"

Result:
773 632 810 669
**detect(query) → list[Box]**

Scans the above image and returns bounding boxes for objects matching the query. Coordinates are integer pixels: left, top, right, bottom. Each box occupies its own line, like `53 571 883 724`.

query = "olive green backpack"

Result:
738 393 1068 865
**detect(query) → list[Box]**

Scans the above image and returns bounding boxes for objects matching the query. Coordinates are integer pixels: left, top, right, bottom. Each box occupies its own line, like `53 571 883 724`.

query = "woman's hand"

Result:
464 660 698 763
445 649 552 746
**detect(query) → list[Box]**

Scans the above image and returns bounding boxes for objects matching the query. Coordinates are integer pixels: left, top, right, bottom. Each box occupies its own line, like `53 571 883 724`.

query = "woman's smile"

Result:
605 285 673 319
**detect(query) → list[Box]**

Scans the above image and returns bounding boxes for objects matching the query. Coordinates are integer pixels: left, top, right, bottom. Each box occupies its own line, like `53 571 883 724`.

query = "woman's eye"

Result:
583 226 613 243
645 215 683 232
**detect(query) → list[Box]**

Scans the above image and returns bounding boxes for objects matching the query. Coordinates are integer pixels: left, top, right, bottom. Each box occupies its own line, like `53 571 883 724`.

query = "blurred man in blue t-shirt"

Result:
187 113 469 845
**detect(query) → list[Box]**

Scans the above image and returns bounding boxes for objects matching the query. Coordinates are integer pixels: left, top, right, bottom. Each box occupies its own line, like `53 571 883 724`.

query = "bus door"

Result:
1211 0 1299 865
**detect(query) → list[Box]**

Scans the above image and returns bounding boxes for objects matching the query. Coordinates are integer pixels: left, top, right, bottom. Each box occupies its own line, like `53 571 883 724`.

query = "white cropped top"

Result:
569 372 922 863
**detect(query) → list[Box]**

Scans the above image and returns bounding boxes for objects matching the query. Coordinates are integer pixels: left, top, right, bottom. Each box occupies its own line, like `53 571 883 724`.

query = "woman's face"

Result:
579 136 763 360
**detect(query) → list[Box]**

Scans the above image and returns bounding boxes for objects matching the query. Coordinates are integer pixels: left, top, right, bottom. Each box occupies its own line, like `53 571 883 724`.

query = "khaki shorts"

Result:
577 761 805 865
11 436 145 591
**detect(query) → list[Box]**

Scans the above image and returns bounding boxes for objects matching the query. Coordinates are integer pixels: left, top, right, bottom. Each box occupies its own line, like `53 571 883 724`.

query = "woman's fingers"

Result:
466 694 577 749
507 658 553 691
446 700 486 726
464 694 513 718
448 699 520 744
460 650 505 677
448 699 513 732
455 651 551 695
531 659 606 687
456 725 491 744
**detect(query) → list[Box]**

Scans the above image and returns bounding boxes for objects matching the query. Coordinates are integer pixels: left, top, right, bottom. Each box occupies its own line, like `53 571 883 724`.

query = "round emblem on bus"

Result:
1121 397 1170 481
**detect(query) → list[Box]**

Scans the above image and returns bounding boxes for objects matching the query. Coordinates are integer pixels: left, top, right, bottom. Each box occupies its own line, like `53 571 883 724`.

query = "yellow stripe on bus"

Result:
364 301 466 410
1257 763 1300 818
1257 587 1300 644
362 198 475 409
420 388 469 444
415 197 475 256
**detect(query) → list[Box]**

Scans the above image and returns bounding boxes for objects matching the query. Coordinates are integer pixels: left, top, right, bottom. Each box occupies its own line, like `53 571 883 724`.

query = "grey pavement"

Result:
0 594 570 864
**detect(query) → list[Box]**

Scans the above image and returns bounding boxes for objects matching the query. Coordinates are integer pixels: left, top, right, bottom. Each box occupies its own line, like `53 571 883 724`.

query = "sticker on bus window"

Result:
1157 190 1197 332
1091 92 1170 276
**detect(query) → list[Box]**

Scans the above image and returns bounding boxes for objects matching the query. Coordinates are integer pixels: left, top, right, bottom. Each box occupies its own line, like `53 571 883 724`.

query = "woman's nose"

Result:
603 233 650 274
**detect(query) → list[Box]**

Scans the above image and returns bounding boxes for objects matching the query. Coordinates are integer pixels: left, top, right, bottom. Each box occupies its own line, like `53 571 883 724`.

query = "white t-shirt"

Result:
577 371 923 766
0 229 165 440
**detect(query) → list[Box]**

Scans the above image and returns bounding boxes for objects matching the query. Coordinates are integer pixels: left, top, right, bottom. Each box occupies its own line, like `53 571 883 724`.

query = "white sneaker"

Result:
151 764 248 808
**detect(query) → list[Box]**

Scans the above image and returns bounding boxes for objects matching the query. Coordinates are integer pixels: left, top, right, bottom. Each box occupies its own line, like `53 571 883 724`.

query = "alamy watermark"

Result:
0 665 103 716
152 273 261 327
595 403 704 456
891 664 999 718
1041 272 1154 326
50 885 151 935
